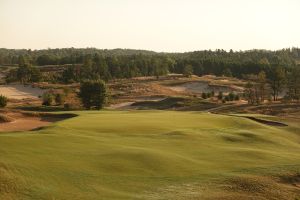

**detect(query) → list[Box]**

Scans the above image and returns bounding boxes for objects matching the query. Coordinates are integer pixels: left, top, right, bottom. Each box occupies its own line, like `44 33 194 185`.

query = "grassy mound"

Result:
0 111 299 199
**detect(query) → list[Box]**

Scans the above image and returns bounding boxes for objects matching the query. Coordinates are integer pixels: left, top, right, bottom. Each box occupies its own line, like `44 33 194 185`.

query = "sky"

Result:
0 0 299 52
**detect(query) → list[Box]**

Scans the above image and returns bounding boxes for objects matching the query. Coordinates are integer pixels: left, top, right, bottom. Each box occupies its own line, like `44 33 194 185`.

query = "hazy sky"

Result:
0 0 299 52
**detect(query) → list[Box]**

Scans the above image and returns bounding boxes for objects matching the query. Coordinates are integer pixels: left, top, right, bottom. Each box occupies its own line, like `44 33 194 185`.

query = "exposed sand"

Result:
108 97 165 110
0 117 52 132
0 84 45 100
0 111 76 132
108 102 135 109
168 81 244 94
169 82 208 93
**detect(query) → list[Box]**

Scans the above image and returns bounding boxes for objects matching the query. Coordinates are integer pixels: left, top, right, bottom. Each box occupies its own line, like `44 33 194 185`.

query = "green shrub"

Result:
234 94 240 101
0 95 8 108
42 93 55 106
217 92 223 100
55 93 66 105
79 80 107 110
228 92 235 101
225 96 230 102
64 103 71 110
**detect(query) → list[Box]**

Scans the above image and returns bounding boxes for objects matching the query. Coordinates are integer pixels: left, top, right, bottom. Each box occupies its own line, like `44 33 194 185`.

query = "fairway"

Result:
0 111 300 199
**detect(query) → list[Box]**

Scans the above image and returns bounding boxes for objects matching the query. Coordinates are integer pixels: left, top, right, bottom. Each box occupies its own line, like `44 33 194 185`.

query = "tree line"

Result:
2 48 300 103
2 48 300 81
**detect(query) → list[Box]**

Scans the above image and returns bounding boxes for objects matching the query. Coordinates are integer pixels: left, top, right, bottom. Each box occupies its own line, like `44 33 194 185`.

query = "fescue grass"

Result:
0 111 300 199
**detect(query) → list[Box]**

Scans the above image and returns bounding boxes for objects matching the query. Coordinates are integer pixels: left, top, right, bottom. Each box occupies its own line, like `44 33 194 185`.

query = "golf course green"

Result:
0 111 300 199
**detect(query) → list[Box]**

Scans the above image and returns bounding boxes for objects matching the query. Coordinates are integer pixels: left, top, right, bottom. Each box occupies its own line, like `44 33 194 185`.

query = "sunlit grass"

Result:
0 111 299 199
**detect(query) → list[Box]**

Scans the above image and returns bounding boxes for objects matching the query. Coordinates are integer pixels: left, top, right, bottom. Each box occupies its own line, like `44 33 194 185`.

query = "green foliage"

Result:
183 65 193 77
6 56 43 84
228 92 235 101
36 54 58 65
2 48 300 83
224 95 230 102
286 67 300 101
55 93 66 106
221 92 239 102
61 54 173 83
79 80 107 110
0 95 8 108
244 82 255 104
5 69 18 83
202 92 215 99
217 92 223 100
269 67 286 101
234 94 240 101
63 103 78 110
222 68 232 77
42 93 55 106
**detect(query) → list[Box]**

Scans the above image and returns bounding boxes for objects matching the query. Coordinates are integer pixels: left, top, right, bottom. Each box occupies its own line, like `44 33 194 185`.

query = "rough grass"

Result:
0 111 299 199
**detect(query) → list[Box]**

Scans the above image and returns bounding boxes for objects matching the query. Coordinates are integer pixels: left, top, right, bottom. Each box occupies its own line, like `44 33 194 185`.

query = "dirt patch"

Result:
0 111 76 132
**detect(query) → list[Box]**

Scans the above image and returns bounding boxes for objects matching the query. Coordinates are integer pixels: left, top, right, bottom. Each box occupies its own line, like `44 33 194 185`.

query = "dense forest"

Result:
1 47 300 82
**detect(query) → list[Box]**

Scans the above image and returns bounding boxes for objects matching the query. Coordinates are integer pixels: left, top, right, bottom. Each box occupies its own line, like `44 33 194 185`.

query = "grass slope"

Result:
0 111 300 199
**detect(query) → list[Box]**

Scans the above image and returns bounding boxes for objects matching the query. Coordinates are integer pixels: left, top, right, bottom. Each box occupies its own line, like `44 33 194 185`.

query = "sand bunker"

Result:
0 84 45 100
0 111 76 132
108 97 165 110
168 81 243 94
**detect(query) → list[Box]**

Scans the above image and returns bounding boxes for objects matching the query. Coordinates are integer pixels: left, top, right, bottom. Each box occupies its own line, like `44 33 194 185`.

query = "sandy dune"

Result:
0 84 45 100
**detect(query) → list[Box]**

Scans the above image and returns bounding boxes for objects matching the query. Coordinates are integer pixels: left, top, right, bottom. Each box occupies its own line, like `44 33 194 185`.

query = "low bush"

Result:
0 95 8 108
42 93 55 106
202 93 207 99
55 93 66 105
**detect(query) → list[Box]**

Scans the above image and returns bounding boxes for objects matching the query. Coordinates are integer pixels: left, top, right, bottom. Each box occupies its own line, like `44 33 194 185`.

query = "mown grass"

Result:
0 111 300 199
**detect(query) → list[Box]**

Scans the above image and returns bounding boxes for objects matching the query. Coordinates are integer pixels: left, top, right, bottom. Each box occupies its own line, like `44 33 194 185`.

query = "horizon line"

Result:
1 46 299 54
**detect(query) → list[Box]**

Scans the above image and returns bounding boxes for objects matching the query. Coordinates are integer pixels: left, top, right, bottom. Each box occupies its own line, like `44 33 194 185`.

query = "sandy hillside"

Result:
0 84 45 100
